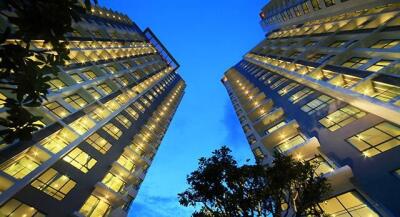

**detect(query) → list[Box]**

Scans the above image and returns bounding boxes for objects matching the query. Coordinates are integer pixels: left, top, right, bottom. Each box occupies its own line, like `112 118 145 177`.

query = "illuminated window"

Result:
266 121 286 134
64 94 88 109
118 76 129 86
83 70 97 80
311 0 321 10
370 39 400 49
270 78 288 89
31 168 76 200
361 81 400 103
319 105 366 131
324 0 335 7
301 95 334 114
47 78 66 91
89 107 110 122
394 168 400 178
79 194 111 217
289 87 315 104
117 155 135 172
87 88 102 100
44 101 70 118
0 92 6 108
134 102 145 113
318 191 379 217
302 3 309 14
366 60 393 72
98 83 113 94
308 156 334 175
342 57 370 69
329 40 347 48
347 122 399 157
63 148 97 173
106 66 117 74
102 123 122 140
69 116 95 135
116 115 132 128
0 199 45 217
39 128 77 154
307 53 326 62
275 134 306 153
85 133 111 154
125 107 139 120
71 73 84 83
253 148 264 160
101 172 126 193
1 156 40 179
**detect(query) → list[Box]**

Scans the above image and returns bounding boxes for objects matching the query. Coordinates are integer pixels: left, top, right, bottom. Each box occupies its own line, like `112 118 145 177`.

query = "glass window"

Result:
308 156 334 175
266 121 286 134
71 73 84 83
311 0 321 10
85 133 112 154
302 2 310 14
87 88 102 100
329 40 347 48
0 199 45 217
0 92 6 108
324 0 335 7
370 39 400 49
125 107 139 120
318 191 379 217
79 194 111 217
307 53 326 62
270 78 288 89
117 155 136 172
98 83 113 94
275 134 306 153
101 172 126 193
39 128 77 154
319 105 366 131
44 101 70 118
64 94 88 110
31 168 76 200
83 70 97 80
253 148 265 160
102 123 122 140
47 78 66 91
347 122 399 157
63 148 97 173
301 95 335 114
289 87 315 104
1 156 40 179
342 57 370 69
69 116 95 135
366 60 393 72
134 102 145 113
106 66 117 74
116 115 132 128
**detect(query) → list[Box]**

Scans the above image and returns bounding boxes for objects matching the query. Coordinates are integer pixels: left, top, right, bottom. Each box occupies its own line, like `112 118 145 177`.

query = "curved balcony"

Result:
261 119 299 151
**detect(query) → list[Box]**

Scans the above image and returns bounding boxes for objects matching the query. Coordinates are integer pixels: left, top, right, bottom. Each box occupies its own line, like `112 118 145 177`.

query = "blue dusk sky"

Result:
103 1 266 216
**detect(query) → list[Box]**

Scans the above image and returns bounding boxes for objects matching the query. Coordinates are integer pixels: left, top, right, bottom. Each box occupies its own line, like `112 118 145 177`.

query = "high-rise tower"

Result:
0 4 185 217
223 0 399 216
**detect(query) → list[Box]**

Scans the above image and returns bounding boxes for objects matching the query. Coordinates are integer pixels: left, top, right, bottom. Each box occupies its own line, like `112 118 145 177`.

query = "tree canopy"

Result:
0 0 96 144
178 146 331 217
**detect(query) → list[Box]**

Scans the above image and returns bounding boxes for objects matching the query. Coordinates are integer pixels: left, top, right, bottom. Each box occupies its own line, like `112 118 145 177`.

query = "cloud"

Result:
128 193 193 217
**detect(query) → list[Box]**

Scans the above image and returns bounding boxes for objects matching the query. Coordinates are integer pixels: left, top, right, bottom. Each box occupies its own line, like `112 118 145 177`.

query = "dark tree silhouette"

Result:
178 146 331 217
0 0 97 144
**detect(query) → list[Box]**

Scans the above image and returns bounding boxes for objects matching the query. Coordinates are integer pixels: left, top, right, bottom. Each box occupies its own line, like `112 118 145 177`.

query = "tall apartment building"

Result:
222 0 400 216
0 4 185 217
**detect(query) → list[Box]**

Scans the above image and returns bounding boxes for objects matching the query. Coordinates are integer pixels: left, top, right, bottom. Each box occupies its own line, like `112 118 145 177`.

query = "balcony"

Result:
248 99 274 122
254 108 285 135
284 137 321 160
325 165 354 195
93 182 126 207
109 207 128 217
261 120 300 152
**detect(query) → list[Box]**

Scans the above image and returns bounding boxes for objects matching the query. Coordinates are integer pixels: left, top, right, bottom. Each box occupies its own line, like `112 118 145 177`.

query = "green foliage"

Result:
178 146 331 217
0 0 97 144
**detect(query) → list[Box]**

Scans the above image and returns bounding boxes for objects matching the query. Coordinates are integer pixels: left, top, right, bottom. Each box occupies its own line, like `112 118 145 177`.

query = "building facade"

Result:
222 0 400 216
0 5 185 217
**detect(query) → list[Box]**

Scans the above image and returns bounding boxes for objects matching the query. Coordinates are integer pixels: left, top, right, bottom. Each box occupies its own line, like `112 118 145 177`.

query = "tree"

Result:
178 146 331 217
0 0 97 144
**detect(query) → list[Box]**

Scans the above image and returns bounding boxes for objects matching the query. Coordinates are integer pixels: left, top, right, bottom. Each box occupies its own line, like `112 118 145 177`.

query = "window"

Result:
71 73 84 83
328 40 346 48
308 156 334 175
304 41 317 47
318 191 379 217
134 102 145 113
342 57 370 69
270 78 288 89
311 0 321 10
87 88 102 100
31 168 76 200
101 172 126 193
394 168 400 178
83 70 97 80
366 60 393 72
63 148 97 173
85 133 112 154
1 156 40 179
98 83 113 94
125 107 139 120
324 0 335 7
302 2 309 14
275 134 306 153
0 199 45 217
102 123 122 140
370 39 400 49
116 115 132 128
39 128 77 154
0 92 6 108
266 121 286 134
301 95 335 114
106 66 117 74
253 148 264 160
117 154 135 172
69 116 95 135
289 87 315 103
64 94 88 109
319 105 366 131
79 194 111 217
347 122 399 157
47 78 66 91
44 101 70 118
307 53 326 62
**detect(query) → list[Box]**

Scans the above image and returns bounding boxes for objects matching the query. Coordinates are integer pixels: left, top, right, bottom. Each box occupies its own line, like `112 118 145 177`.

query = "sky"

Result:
102 1 266 216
